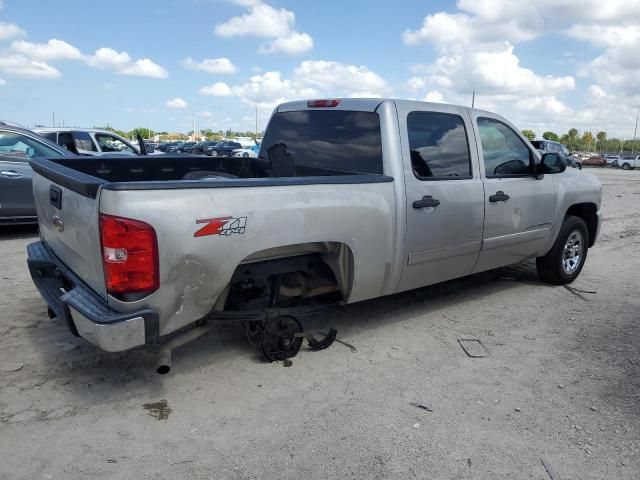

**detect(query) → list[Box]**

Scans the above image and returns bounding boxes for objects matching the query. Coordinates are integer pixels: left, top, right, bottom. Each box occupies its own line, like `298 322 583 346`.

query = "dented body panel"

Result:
98 182 396 335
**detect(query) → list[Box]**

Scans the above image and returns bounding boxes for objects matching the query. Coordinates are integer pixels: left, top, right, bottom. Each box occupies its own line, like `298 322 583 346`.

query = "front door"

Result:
471 115 556 273
397 105 485 292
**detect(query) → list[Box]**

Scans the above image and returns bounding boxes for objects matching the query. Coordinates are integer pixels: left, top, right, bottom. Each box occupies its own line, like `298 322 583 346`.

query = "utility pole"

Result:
255 106 258 139
471 91 475 109
632 104 640 157
52 110 55 127
192 112 196 142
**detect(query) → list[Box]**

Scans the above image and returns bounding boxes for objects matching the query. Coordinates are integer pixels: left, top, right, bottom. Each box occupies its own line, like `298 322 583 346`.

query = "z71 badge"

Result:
194 216 247 237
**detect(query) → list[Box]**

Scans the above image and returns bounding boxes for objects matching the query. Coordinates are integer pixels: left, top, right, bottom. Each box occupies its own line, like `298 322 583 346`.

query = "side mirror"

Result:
539 152 566 175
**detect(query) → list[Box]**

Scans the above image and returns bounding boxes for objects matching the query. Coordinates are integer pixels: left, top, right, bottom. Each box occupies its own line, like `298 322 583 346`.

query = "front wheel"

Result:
622 163 631 170
536 215 589 285
576 163 582 170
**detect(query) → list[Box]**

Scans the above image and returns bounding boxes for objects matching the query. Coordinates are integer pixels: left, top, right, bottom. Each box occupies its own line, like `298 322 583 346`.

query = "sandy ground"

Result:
0 168 638 480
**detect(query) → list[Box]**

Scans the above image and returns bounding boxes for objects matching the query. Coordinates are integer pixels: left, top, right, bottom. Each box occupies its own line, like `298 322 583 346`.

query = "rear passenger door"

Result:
397 104 485 292
471 114 556 272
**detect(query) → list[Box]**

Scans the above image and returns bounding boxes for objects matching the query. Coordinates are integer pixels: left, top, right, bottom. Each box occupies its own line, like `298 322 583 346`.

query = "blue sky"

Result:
0 0 638 137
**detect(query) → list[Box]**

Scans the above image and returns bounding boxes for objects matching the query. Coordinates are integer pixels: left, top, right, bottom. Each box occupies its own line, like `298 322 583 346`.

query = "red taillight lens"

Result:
307 99 340 108
99 213 159 295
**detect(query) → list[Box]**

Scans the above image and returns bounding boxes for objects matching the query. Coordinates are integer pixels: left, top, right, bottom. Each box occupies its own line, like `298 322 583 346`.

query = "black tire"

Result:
622 163 631 170
536 215 589 285
576 163 582 170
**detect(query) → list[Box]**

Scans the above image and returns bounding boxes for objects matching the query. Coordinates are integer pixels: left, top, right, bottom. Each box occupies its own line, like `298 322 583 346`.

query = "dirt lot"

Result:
0 168 638 479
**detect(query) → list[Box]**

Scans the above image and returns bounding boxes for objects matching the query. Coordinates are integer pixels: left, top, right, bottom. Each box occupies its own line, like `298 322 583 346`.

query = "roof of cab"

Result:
276 97 499 117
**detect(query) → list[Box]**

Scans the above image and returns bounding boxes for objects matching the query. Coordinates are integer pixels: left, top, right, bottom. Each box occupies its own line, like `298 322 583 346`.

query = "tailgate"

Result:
32 171 106 298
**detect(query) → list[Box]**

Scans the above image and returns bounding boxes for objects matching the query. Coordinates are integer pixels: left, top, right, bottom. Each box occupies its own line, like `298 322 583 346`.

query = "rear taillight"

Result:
307 99 340 108
99 213 159 296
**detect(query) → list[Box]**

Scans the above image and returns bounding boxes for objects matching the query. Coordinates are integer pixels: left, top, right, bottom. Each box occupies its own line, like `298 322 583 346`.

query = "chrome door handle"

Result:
0 170 23 178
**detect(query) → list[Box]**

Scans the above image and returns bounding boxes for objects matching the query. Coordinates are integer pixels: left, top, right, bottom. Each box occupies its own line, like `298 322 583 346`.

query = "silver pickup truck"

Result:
27 98 602 371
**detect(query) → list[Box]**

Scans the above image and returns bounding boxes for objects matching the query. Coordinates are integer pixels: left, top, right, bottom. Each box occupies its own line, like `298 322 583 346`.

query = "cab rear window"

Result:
260 110 383 174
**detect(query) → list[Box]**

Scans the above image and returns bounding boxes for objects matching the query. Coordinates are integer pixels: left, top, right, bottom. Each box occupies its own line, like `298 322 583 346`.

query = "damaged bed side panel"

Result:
98 181 396 336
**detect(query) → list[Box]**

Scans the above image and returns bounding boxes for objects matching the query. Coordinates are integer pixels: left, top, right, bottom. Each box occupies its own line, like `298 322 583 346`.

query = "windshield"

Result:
260 110 383 174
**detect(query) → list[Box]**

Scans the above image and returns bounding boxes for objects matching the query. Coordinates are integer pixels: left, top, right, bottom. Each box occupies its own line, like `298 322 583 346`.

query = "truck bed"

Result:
31 154 385 197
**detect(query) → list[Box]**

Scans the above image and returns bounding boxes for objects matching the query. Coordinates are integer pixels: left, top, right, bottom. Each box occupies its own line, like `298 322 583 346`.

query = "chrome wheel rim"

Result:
562 230 583 275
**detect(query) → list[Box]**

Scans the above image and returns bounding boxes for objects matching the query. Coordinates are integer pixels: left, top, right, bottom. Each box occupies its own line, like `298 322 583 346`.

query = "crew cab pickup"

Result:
27 99 602 365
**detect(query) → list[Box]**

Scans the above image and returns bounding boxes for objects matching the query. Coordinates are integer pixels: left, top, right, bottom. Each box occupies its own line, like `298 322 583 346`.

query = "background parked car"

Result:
166 142 186 153
603 154 620 167
582 155 607 167
157 141 177 152
618 156 640 170
35 128 152 156
0 125 68 224
232 144 260 158
191 141 219 155
530 139 581 169
205 140 242 157
178 141 197 153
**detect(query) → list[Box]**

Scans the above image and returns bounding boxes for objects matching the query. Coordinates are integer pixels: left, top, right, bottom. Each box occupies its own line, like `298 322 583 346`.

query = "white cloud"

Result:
403 1 640 52
11 39 84 61
4 36 168 79
214 2 313 55
232 71 309 110
402 12 535 53
0 22 25 41
225 61 388 111
425 46 574 96
424 90 444 103
166 97 187 108
588 84 607 100
195 110 214 118
182 57 237 74
0 54 60 78
408 76 427 90
293 60 388 97
86 48 168 78
0 78 6 85
258 31 313 55
215 3 293 38
199 81 233 96
567 25 640 96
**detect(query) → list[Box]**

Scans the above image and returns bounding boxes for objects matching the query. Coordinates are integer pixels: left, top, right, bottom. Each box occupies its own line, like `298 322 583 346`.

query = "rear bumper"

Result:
27 241 159 352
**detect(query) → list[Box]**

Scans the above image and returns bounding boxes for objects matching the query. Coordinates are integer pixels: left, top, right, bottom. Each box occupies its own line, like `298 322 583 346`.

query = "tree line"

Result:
520 128 639 155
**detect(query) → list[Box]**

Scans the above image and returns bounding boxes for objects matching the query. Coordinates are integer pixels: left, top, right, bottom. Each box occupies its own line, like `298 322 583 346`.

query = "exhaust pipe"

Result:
156 323 216 374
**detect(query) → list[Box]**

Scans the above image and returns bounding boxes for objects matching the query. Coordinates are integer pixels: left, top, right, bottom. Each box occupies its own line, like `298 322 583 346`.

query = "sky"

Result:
0 0 639 138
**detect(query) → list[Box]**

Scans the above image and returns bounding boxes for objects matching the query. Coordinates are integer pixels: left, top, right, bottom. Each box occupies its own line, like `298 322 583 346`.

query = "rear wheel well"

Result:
219 242 354 311
566 203 598 246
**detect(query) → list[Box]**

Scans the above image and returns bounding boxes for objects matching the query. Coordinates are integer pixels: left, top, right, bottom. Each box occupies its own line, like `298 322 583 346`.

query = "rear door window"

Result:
407 112 471 179
72 131 98 152
260 110 383 174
